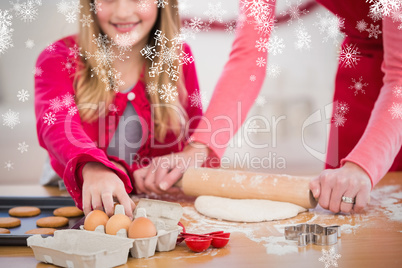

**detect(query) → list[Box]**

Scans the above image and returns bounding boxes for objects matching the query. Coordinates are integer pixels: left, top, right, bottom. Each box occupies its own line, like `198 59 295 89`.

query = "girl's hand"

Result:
309 162 371 213
133 142 210 195
82 162 136 219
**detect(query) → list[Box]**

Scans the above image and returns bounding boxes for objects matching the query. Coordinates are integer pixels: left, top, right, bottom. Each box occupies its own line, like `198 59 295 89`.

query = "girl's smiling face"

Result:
96 0 158 47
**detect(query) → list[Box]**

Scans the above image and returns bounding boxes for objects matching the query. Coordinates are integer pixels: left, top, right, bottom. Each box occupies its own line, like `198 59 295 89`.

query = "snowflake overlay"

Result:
2 109 20 129
367 0 402 21
17 89 30 102
25 38 35 49
256 57 266 67
146 81 159 96
255 95 267 107
155 0 168 8
267 64 281 78
280 0 308 25
89 0 102 14
255 37 269 52
10 0 42 23
0 9 14 55
332 101 349 127
241 0 274 26
225 21 237 34
201 173 209 181
57 0 83 23
189 89 206 109
366 24 382 38
389 102 402 119
43 112 56 126
141 30 194 82
356 19 368 32
4 161 14 171
69 44 82 59
250 75 256 82
314 12 345 44
339 44 361 68
349 77 368 95
393 85 402 98
159 83 178 103
80 14 93 27
318 247 341 268
267 35 285 55
204 2 227 24
295 24 312 50
33 66 43 77
17 141 29 153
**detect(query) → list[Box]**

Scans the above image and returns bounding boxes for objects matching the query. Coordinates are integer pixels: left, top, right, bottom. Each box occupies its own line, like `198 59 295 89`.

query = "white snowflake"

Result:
225 21 237 34
17 141 29 153
69 44 82 59
25 38 34 49
10 0 41 22
366 24 382 38
33 66 43 77
241 0 274 25
319 247 341 268
267 64 281 78
255 37 269 52
2 109 20 129
174 0 191 16
349 77 368 95
332 112 346 127
4 161 14 171
256 57 266 67
255 95 267 107
204 2 227 24
389 102 402 119
108 104 119 114
159 83 178 103
46 43 56 53
43 112 56 125
181 21 197 40
367 0 402 19
295 24 312 50
62 93 75 107
189 17 203 33
62 59 75 74
201 173 209 181
336 101 349 115
115 32 138 50
68 106 78 116
80 14 93 27
137 0 151 13
280 0 308 25
0 10 14 55
57 0 83 23
314 12 345 44
49 97 64 112
390 7 402 29
393 85 402 98
146 81 159 96
250 75 256 82
267 35 285 55
339 43 361 68
17 89 30 102
89 0 102 14
189 89 206 109
356 19 368 32
155 0 168 8
141 30 194 82
255 17 276 35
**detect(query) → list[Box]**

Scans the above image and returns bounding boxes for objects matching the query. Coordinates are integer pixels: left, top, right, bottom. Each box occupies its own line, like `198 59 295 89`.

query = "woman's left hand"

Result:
309 162 372 213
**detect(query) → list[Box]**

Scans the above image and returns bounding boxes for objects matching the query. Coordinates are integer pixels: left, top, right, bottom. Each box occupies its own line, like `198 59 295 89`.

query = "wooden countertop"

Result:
0 172 401 268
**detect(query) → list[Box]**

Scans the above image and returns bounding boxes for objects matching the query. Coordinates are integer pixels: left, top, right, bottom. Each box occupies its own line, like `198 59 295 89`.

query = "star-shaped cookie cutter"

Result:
284 224 341 246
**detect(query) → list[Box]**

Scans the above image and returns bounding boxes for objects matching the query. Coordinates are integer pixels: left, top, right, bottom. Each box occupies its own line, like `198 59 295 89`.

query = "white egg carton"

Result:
27 229 134 268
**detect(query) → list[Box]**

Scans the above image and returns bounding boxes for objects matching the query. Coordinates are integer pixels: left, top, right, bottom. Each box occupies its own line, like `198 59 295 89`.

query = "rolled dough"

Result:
194 196 307 222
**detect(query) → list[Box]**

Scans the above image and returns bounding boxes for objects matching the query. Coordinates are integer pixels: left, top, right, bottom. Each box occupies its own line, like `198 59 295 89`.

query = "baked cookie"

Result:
9 206 41 217
53 206 84 218
36 216 69 228
0 228 11 234
0 217 21 228
25 228 57 235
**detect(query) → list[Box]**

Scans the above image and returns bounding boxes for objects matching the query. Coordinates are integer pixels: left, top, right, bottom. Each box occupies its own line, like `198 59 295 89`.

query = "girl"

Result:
34 0 202 218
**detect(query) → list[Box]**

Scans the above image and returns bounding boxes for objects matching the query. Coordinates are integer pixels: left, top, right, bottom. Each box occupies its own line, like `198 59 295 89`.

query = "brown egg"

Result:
84 210 109 231
105 214 132 235
128 217 157 239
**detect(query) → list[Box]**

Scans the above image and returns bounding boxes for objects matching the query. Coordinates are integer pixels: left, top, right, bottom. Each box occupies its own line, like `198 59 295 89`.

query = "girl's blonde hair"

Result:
75 0 188 142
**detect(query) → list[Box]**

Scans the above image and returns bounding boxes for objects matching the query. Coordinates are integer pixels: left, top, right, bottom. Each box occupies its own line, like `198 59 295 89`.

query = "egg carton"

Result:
27 229 134 268
80 199 183 259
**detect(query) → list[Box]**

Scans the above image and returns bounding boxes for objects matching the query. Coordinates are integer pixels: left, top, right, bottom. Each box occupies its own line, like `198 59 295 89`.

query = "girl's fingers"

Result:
101 191 114 217
91 190 103 211
328 178 348 213
318 175 333 210
159 166 183 191
133 167 148 194
309 178 321 199
83 189 92 216
116 189 135 219
353 188 370 213
144 165 164 195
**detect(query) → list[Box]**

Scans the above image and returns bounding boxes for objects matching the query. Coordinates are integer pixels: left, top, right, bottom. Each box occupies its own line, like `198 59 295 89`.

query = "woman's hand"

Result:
133 142 210 195
309 162 372 213
82 162 135 219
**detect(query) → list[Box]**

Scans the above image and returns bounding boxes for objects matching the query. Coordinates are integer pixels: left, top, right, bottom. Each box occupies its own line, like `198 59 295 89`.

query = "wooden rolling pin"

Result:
180 167 317 209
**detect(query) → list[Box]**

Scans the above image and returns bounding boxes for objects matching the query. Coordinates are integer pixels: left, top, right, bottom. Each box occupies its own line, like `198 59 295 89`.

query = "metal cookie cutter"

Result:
284 224 341 246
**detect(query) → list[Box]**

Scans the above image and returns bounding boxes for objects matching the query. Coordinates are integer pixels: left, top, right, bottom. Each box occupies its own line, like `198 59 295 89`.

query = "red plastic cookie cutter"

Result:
178 231 231 252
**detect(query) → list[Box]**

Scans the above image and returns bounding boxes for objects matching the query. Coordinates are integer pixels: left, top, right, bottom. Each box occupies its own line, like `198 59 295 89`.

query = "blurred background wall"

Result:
0 0 340 184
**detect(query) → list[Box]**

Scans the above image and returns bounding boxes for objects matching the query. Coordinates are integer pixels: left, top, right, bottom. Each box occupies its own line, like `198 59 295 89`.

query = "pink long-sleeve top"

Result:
35 35 202 209
191 1 402 186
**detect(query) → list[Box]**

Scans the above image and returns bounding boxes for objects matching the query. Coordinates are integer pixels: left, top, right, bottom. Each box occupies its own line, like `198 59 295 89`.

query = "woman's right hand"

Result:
82 162 135 219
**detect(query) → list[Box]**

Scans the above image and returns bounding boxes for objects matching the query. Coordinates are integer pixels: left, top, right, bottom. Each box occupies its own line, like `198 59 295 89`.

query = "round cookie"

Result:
25 228 57 235
9 206 41 217
36 216 69 228
53 206 84 218
0 228 11 234
0 217 21 228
